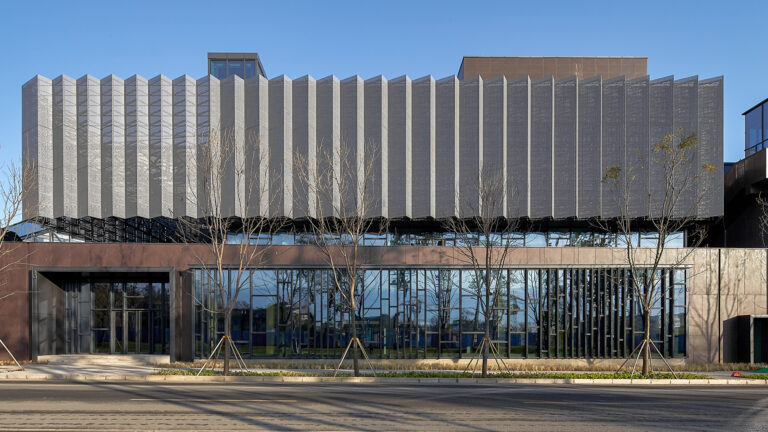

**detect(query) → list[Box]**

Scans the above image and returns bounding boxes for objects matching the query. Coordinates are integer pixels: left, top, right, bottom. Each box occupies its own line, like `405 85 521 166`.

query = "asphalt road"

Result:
0 382 766 431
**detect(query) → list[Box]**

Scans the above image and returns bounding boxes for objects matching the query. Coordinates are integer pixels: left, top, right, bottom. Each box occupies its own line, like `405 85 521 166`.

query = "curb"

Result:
1 374 767 385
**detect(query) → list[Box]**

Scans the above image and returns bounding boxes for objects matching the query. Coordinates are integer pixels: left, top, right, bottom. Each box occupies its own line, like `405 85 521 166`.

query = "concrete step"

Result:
39 354 169 366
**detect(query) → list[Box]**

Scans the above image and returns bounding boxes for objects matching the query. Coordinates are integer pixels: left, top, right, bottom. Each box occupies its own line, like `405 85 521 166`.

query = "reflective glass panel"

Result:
244 60 256 79
746 107 763 150
210 60 227 79
228 60 244 78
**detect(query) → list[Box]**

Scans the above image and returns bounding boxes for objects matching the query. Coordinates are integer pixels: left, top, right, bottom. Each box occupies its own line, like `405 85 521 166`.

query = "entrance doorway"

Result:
34 271 170 356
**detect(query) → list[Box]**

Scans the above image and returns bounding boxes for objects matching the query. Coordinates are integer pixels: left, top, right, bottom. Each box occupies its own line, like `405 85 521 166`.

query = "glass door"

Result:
124 310 145 354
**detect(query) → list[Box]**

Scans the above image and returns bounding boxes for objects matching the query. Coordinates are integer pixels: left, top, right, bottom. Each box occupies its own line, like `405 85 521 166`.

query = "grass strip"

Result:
155 369 706 379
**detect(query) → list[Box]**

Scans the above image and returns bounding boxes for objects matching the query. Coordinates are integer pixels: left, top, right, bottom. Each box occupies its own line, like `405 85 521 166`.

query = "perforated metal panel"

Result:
697 77 724 218
601 77 626 218
148 75 173 218
530 77 553 218
554 76 577 218
649 76 673 218
483 76 507 217
22 76 53 219
77 75 102 218
244 75 269 217
673 77 698 218
268 76 293 218
626 76 649 216
315 76 339 218
411 76 435 218
125 75 150 218
291 76 316 219
577 77 601 218
388 76 411 218
435 76 459 218
23 73 723 221
101 75 125 218
363 76 387 218
507 77 530 218
171 76 196 219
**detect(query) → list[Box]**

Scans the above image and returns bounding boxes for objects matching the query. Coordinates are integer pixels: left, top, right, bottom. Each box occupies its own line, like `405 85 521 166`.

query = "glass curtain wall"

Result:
194 267 686 360
62 277 169 355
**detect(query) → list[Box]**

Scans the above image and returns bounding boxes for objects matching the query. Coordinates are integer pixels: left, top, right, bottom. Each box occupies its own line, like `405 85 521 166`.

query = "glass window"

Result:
228 60 244 78
665 232 684 248
525 232 546 247
763 102 768 148
570 230 594 247
245 60 256 79
547 231 570 247
210 60 227 79
746 106 763 151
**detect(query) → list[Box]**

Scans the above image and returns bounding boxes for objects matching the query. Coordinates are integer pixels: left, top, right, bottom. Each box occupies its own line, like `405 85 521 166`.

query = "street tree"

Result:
0 154 35 368
176 127 283 376
444 169 520 377
296 141 385 377
600 130 716 376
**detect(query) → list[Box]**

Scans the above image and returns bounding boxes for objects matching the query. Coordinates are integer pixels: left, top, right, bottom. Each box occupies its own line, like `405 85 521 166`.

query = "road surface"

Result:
0 382 766 431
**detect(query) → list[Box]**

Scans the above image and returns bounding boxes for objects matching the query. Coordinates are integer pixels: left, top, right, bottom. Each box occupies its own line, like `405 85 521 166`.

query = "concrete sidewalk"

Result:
2 355 765 385
2 365 767 385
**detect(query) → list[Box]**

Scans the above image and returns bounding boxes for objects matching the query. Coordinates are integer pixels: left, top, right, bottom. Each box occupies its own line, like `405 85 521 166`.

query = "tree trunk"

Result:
351 306 360 377
642 309 651 376
223 310 231 376
482 271 491 377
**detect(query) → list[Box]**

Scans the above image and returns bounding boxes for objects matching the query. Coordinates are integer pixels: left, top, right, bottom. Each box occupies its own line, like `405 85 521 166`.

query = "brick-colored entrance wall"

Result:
0 243 764 363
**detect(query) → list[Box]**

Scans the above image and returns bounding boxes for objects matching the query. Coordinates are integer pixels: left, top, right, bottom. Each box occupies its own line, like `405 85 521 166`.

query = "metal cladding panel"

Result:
244 75 268 216
388 76 411 218
483 76 506 217
507 77 530 217
22 73 723 221
76 75 102 218
459 76 482 217
125 75 150 218
435 76 459 218
411 76 435 218
530 77 553 218
315 76 340 218
269 76 293 217
697 77 724 217
22 76 53 219
577 77 601 218
195 76 221 217
291 75 316 218
554 77 577 218
340 76 365 217
220 75 246 217
52 75 78 217
101 75 125 218
600 77 626 218
673 76 698 218
363 76 386 218
626 76 649 217
649 76 673 218
148 75 173 218
172 75 197 218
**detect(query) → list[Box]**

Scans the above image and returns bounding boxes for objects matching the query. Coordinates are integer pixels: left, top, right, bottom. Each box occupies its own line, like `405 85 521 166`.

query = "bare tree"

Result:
177 128 283 376
296 141 385 377
601 130 717 376
444 169 520 377
756 193 768 247
0 154 35 369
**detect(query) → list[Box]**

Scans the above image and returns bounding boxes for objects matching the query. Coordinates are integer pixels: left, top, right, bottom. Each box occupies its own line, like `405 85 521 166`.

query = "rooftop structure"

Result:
458 56 647 81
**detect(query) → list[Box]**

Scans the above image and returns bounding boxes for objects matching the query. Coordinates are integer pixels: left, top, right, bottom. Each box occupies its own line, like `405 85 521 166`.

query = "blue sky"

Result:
0 0 765 163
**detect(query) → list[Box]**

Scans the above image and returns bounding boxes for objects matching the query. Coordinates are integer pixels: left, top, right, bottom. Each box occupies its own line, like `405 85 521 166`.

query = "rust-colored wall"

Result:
0 243 764 363
459 56 648 81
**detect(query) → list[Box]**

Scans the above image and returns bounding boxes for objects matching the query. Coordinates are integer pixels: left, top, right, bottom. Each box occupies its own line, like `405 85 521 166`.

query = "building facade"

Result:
4 54 763 365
